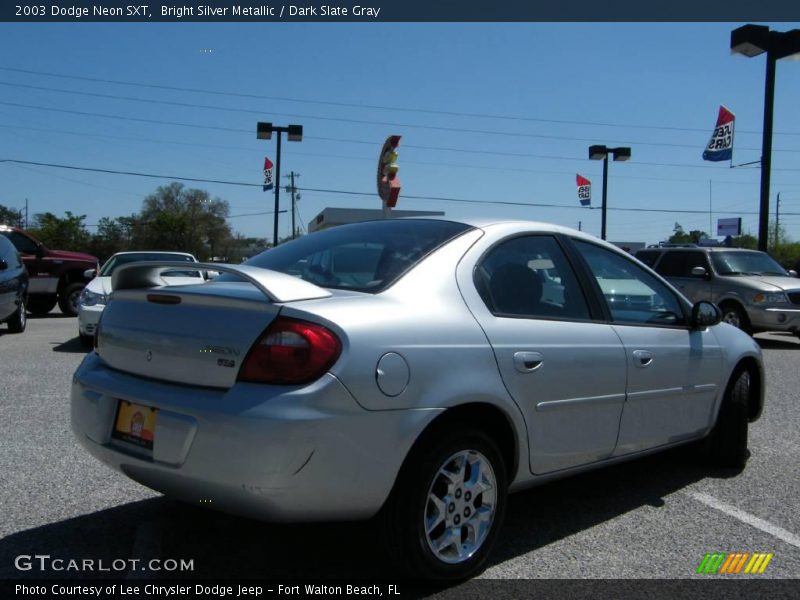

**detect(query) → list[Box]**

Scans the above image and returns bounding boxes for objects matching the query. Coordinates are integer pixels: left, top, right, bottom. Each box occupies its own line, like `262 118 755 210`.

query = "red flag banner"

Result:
263 157 274 192
576 174 591 206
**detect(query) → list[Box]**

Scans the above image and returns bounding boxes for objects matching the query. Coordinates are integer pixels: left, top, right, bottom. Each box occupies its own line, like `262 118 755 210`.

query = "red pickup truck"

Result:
0 225 98 316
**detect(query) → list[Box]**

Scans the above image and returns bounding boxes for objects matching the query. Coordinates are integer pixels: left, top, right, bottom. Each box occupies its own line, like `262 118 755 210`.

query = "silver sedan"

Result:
71 218 764 579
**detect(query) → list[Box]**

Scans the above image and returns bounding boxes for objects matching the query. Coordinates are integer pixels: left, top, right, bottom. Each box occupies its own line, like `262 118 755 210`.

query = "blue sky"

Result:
1 22 799 245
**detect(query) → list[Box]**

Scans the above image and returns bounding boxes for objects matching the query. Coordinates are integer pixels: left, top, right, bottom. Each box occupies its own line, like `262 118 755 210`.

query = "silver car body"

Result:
72 220 764 523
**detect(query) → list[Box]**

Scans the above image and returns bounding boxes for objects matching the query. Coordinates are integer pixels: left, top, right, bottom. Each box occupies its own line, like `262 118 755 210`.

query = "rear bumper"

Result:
71 353 440 522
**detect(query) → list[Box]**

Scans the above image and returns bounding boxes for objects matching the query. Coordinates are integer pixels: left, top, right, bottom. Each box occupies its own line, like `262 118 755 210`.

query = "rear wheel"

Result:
719 302 752 335
7 296 27 333
58 282 84 317
27 296 57 315
383 427 507 580
707 370 750 470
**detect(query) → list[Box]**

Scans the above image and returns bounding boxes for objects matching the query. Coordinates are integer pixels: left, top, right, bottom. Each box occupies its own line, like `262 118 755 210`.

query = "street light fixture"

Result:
730 24 800 252
256 122 303 246
588 144 631 241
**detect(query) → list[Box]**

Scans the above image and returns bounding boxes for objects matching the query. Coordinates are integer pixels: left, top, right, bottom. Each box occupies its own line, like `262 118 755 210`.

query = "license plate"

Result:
112 400 157 451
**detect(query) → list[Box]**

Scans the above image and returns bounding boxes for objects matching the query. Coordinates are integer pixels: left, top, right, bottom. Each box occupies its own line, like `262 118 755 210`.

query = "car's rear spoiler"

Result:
111 261 332 303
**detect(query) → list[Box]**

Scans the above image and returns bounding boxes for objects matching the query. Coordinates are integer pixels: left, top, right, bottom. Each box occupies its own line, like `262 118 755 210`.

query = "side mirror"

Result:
83 269 96 280
0 258 7 271
691 266 708 278
789 269 798 278
692 301 722 329
35 243 45 258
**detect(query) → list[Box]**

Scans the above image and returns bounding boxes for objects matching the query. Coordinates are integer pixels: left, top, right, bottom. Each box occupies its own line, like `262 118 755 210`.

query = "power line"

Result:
3 85 798 153
2 104 799 173
4 158 799 217
2 65 799 137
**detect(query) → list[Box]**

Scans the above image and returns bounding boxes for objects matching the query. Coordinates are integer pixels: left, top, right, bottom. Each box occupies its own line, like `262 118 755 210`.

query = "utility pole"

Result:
775 191 781 252
285 172 300 239
25 198 28 229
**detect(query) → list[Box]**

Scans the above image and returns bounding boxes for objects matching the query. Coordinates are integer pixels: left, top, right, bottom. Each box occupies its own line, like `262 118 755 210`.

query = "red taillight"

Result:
238 317 342 384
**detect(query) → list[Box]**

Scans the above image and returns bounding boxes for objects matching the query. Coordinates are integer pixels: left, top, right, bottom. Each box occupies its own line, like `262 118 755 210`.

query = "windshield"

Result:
711 251 787 276
225 219 474 293
99 253 200 277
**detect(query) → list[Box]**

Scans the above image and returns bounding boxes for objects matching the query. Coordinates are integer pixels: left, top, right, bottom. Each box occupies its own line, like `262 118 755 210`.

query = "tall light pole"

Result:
257 122 303 247
588 145 631 241
731 24 800 252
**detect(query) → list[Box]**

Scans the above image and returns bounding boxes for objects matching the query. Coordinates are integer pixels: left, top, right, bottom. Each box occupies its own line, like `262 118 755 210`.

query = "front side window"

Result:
475 235 590 320
574 240 686 327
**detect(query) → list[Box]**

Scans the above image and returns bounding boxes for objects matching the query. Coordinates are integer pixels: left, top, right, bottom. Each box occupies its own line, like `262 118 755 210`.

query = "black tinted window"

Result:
635 250 661 268
0 230 39 254
234 219 473 293
476 235 590 320
655 251 709 277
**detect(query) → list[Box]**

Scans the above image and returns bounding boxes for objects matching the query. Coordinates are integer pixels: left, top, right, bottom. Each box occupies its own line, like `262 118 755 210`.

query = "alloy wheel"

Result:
423 449 497 564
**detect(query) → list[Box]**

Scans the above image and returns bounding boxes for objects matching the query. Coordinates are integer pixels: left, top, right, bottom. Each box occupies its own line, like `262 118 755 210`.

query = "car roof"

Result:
108 251 197 259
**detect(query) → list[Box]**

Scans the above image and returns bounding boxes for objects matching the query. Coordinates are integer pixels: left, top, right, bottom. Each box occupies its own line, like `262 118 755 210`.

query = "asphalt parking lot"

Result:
0 313 798 586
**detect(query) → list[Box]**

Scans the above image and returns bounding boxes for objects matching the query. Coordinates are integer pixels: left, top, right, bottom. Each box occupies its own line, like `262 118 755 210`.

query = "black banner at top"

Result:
2 0 799 22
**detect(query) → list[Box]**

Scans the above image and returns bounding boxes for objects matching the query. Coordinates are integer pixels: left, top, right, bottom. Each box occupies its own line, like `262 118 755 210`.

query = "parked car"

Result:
78 251 203 347
636 246 800 337
0 233 28 333
72 219 764 579
0 224 98 317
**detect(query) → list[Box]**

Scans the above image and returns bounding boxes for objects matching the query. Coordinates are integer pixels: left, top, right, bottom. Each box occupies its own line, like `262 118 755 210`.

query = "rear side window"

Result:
237 219 474 293
475 235 591 320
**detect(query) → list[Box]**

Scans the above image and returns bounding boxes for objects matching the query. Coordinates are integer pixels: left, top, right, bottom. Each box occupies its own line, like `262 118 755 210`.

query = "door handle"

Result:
632 349 653 367
513 351 544 373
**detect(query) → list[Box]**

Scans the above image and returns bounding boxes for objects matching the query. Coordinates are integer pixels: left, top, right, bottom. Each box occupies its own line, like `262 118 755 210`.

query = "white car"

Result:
77 251 203 347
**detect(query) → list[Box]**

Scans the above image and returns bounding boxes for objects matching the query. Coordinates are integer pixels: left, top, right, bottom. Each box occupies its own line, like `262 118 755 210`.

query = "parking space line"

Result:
686 491 800 549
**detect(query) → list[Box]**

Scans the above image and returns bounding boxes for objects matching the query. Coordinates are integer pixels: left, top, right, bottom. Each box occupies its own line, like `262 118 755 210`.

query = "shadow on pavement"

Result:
755 336 799 350
52 336 90 353
0 447 728 583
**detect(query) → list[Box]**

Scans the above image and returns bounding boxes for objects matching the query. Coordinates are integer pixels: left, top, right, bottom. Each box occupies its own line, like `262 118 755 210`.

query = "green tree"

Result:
131 183 232 259
28 211 91 251
668 223 709 244
0 203 24 227
89 216 131 262
731 233 758 249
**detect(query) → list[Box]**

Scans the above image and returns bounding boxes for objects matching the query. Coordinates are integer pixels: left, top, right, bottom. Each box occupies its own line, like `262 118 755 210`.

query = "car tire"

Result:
383 426 507 580
7 296 27 333
58 282 84 317
27 296 58 315
707 369 750 470
79 333 94 349
719 302 752 335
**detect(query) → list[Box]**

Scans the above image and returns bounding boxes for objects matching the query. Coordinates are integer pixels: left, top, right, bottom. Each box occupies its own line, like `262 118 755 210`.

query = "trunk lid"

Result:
97 262 331 389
